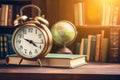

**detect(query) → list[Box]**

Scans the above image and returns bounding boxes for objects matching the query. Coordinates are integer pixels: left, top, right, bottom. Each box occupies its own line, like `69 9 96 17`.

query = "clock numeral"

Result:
18 34 24 38
35 49 38 53
35 29 37 34
38 34 42 38
28 28 33 33
40 45 42 49
17 39 21 44
19 45 23 50
24 49 27 54
40 39 44 44
23 29 27 34
29 51 32 55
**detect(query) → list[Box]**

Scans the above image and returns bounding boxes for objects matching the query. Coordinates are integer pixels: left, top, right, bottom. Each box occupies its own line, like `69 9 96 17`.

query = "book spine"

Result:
83 38 88 55
3 34 8 58
78 2 85 26
0 4 9 26
80 38 84 55
0 8 1 25
101 2 111 25
86 35 92 61
99 30 105 62
7 5 13 26
0 34 15 59
90 36 96 62
75 43 81 54
109 28 120 63
74 2 85 26
0 34 6 59
101 38 108 62
95 34 101 62
0 4 5 26
74 3 79 26
6 34 15 55
109 6 119 25
0 35 3 59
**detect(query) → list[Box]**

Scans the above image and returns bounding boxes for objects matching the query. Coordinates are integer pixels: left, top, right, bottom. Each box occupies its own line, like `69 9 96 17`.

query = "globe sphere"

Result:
51 20 77 46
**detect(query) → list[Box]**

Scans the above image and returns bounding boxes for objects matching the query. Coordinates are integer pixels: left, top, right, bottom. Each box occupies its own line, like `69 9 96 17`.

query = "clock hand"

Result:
24 38 37 47
31 41 37 47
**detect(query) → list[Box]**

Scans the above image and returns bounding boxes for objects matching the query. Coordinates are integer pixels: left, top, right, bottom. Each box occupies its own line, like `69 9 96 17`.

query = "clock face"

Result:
13 25 46 59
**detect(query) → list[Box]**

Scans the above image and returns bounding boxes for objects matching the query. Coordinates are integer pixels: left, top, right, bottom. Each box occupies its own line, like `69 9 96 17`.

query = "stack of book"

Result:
77 30 108 62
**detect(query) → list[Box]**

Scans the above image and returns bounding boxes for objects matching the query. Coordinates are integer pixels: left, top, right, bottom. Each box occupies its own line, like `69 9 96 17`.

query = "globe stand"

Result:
57 45 72 54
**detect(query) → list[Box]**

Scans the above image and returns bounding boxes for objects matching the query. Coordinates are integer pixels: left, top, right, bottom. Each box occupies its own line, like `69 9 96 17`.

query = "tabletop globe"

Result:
51 20 77 54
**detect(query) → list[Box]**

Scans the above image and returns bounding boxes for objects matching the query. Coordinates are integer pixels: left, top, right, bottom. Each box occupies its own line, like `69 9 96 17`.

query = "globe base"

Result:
57 46 72 54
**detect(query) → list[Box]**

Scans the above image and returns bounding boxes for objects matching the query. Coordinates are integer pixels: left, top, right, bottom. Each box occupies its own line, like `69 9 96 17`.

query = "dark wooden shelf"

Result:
0 61 120 80
0 27 15 34
0 0 31 5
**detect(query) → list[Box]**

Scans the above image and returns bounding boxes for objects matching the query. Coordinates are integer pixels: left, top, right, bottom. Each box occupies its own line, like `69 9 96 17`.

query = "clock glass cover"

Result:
13 26 46 59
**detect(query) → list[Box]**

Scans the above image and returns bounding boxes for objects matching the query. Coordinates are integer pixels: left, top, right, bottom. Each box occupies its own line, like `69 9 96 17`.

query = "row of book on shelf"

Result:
0 34 15 59
74 1 119 26
2 28 120 68
1 29 120 63
75 30 109 62
0 4 13 26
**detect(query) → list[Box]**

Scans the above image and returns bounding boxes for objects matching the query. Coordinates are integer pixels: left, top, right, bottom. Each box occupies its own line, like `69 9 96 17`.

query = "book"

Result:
0 34 5 59
0 34 15 59
0 4 9 26
0 4 13 26
6 53 87 68
75 43 81 54
0 34 6 59
101 2 111 25
83 38 88 55
80 38 88 55
80 38 84 55
86 35 92 61
90 36 96 62
5 34 15 55
95 34 101 62
7 5 13 26
109 28 120 63
74 2 85 26
109 6 119 25
101 38 108 62
99 30 105 62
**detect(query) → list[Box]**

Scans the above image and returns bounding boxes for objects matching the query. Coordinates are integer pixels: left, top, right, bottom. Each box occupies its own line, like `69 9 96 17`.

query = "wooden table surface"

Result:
0 60 120 80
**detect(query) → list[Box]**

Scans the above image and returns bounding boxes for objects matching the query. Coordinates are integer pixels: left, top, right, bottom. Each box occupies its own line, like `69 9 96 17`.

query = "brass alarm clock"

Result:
12 4 53 65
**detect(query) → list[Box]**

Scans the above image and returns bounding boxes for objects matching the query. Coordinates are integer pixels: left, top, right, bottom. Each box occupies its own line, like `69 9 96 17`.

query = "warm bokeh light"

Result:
85 0 120 25
103 0 120 6
85 0 102 24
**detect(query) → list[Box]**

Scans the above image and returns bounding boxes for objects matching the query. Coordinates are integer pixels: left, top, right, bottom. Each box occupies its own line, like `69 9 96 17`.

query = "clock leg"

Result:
18 58 23 65
37 59 42 67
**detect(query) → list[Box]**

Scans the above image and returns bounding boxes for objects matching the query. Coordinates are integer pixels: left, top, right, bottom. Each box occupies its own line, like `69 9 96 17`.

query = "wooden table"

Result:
0 60 120 80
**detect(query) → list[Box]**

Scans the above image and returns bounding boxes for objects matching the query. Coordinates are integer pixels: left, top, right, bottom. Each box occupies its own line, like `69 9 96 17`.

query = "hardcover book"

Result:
75 43 81 54
95 34 101 62
6 53 87 68
109 28 120 63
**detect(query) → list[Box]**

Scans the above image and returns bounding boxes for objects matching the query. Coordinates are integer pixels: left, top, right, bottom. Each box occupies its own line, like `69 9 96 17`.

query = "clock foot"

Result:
18 58 23 65
37 59 42 67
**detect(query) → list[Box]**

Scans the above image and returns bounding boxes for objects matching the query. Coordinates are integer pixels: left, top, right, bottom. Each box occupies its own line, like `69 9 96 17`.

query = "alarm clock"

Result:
12 4 53 65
